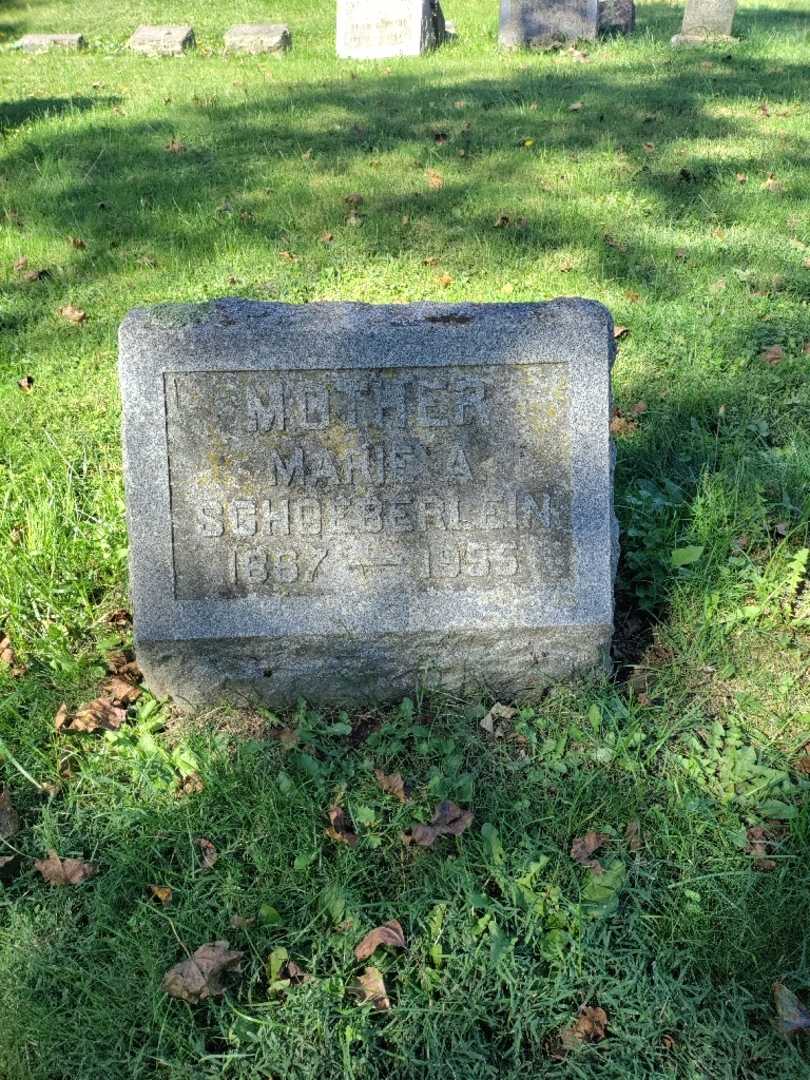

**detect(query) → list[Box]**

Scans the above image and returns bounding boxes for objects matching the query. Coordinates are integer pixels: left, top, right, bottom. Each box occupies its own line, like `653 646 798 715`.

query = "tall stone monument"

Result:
672 0 737 45
499 0 599 45
119 299 617 708
337 0 445 59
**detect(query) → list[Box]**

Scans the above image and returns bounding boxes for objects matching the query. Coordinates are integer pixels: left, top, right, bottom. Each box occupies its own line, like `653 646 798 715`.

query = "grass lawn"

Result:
1 0 810 1076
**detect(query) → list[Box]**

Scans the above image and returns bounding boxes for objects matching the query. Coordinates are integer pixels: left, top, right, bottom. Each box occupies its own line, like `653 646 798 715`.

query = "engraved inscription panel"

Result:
165 365 573 600
341 0 418 51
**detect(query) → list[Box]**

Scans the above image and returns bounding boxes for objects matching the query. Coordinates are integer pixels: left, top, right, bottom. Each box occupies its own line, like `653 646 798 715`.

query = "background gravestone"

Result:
336 0 444 59
119 298 617 708
224 24 292 54
15 33 85 52
499 0 599 45
672 0 737 44
598 0 635 34
128 25 196 56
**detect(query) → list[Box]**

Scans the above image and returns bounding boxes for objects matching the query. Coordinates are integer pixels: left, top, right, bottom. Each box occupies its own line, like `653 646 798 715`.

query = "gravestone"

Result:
15 33 85 52
224 24 292 54
128 25 196 56
336 0 445 59
499 0 599 45
119 298 617 708
672 0 737 45
598 0 635 34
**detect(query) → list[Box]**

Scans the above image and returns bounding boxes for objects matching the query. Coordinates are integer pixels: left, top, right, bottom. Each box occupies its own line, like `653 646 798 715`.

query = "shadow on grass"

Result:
0 95 122 135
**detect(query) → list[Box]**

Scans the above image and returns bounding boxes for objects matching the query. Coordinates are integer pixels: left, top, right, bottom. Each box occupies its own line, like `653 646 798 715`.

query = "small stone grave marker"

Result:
15 33 85 52
499 0 599 45
119 299 617 708
224 24 292 55
127 25 195 57
672 0 737 45
336 0 444 59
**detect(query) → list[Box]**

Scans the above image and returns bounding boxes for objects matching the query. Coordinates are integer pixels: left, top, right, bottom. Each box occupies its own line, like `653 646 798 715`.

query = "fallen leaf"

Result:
624 289 641 302
325 805 358 846
405 801 473 847
624 818 642 852
197 837 218 870
675 248 687 261
162 941 244 1003
0 787 19 841
165 137 186 154
422 255 440 266
149 884 173 905
349 966 390 1010
568 101 584 112
374 769 409 803
69 236 86 249
630 401 647 416
561 1005 608 1048
13 256 28 271
344 192 364 208
642 142 655 153
559 258 576 272
613 325 629 340
426 168 444 190
609 411 637 436
480 702 517 737
746 826 776 871
0 634 26 675
494 213 510 228
436 273 454 288
106 608 132 629
23 268 49 282
17 375 34 393
278 250 297 262
794 752 810 775
354 920 406 961
566 47 589 62
570 830 609 873
273 726 299 751
34 849 96 886
102 674 142 705
760 344 783 366
321 231 334 243
774 983 810 1035
433 131 448 144
229 914 256 929
736 172 748 184
177 772 204 797
57 304 87 325
762 174 783 193
57 698 127 733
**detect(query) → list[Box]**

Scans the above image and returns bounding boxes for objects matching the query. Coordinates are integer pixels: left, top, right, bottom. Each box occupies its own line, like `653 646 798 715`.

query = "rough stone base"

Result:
15 33 85 52
671 32 737 46
224 24 292 54
138 626 613 710
128 25 196 56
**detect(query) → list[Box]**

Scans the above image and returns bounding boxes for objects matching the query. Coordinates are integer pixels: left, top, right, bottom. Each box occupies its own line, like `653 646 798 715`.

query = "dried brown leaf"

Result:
165 137 186 154
570 830 609 873
760 344 783 366
321 231 334 243
59 698 127 734
102 674 142 705
613 325 629 341
436 272 454 288
736 172 748 184
349 966 390 1010
561 1005 608 1048
23 268 49 282
177 772 204 797
0 634 26 676
762 173 783 193
274 727 299 751
374 769 409 803
162 941 244 1003
229 914 256 929
325 805 358 846
34 849 96 886
624 818 642 852
0 787 19 841
609 411 637 436
69 236 86 249
197 837 218 870
13 256 28 272
57 304 87 325
426 168 444 190
149 884 173 905
405 801 473 847
568 100 584 111
480 702 517 737
17 375 34 393
630 401 647 416
106 608 132 629
354 920 406 961
746 826 776 871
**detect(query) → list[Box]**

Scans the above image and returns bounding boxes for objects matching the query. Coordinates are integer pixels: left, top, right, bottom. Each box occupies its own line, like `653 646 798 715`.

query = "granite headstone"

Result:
672 0 737 45
336 0 445 59
128 25 196 56
598 0 635 34
119 299 617 708
499 0 599 45
15 33 85 52
224 24 292 54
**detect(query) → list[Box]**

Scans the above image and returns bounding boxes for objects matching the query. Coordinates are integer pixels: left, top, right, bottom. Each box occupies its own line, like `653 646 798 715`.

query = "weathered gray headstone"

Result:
499 0 599 45
672 0 737 45
336 0 445 59
224 24 292 55
598 0 635 34
15 33 85 52
127 25 195 57
119 298 617 709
